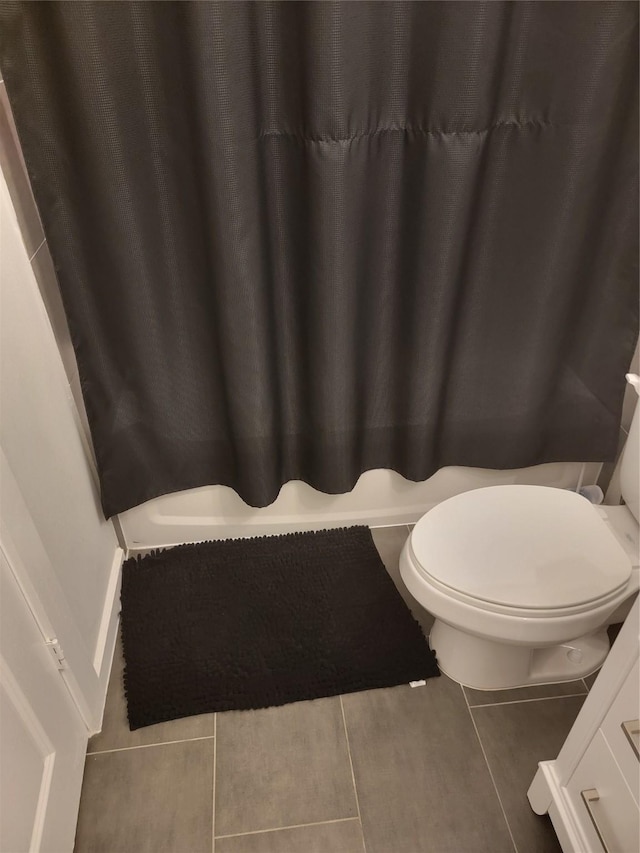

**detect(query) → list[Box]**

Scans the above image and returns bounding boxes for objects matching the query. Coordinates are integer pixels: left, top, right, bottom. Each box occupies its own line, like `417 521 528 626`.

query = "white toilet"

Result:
400 375 640 690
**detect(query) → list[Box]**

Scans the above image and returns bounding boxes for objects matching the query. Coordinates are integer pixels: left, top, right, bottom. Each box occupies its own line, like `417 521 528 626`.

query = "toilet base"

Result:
430 619 610 690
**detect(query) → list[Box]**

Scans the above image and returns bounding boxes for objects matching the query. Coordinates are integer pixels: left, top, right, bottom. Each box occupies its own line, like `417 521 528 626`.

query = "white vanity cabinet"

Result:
528 597 639 853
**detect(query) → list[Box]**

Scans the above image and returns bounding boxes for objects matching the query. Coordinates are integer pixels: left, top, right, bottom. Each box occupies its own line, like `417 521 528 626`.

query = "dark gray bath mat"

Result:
120 526 439 729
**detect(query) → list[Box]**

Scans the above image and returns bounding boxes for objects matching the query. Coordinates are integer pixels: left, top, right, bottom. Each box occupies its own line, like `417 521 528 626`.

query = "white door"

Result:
0 166 122 732
0 553 88 853
0 154 123 850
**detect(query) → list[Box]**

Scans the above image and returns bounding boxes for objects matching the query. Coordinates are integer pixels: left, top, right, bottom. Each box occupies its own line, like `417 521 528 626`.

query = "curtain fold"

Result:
0 1 637 517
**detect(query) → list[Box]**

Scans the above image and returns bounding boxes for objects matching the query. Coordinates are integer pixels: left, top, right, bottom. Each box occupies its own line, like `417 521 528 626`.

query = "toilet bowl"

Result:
399 374 640 690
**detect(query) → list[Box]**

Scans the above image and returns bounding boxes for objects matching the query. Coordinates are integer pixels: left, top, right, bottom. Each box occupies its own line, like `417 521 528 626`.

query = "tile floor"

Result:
74 526 594 853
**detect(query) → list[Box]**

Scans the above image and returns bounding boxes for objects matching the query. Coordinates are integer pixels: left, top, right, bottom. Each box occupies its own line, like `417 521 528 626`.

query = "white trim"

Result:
0 655 55 853
89 547 124 735
92 548 123 678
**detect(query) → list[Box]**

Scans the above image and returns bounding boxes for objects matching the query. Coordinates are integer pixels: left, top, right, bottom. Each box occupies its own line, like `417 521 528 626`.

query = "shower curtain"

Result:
0 1 637 518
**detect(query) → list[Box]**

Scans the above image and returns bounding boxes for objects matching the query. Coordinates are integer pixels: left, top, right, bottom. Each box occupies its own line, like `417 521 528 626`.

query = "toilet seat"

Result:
411 485 632 616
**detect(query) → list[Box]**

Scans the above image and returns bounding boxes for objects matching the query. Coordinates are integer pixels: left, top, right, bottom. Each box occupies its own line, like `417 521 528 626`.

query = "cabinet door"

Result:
0 554 88 853
600 663 639 804
565 730 639 853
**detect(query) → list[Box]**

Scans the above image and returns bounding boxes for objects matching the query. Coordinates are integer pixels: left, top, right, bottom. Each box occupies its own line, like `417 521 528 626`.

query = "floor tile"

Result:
583 670 599 690
215 819 365 853
573 624 622 692
74 739 214 853
215 697 357 837
472 695 586 853
342 678 514 853
608 621 623 645
370 526 435 637
88 632 214 753
464 679 587 707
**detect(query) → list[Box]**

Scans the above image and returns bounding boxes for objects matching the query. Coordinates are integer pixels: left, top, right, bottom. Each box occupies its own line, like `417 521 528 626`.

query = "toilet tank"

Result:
619 374 640 523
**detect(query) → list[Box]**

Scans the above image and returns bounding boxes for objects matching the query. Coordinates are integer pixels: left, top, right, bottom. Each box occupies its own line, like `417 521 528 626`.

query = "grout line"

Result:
339 695 368 853
358 818 367 853
29 236 46 262
87 734 215 756
212 716 218 850
467 691 587 710
462 684 519 853
215 817 360 840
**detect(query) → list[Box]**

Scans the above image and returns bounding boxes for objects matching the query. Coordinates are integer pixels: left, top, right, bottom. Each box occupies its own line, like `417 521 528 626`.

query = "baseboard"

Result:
91 546 124 731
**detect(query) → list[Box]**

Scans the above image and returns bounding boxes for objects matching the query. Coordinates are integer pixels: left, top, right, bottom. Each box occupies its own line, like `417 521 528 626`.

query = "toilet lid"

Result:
411 486 632 610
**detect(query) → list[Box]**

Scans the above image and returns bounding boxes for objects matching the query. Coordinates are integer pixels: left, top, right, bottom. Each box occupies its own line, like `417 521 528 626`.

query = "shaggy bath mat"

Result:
121 526 439 729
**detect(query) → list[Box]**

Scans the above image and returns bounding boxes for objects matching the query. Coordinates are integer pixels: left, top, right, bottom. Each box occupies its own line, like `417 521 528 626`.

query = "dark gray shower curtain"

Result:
0 1 637 518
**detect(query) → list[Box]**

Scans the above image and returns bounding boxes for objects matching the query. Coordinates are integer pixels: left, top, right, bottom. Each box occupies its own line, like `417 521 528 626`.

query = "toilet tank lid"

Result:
411 485 632 610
